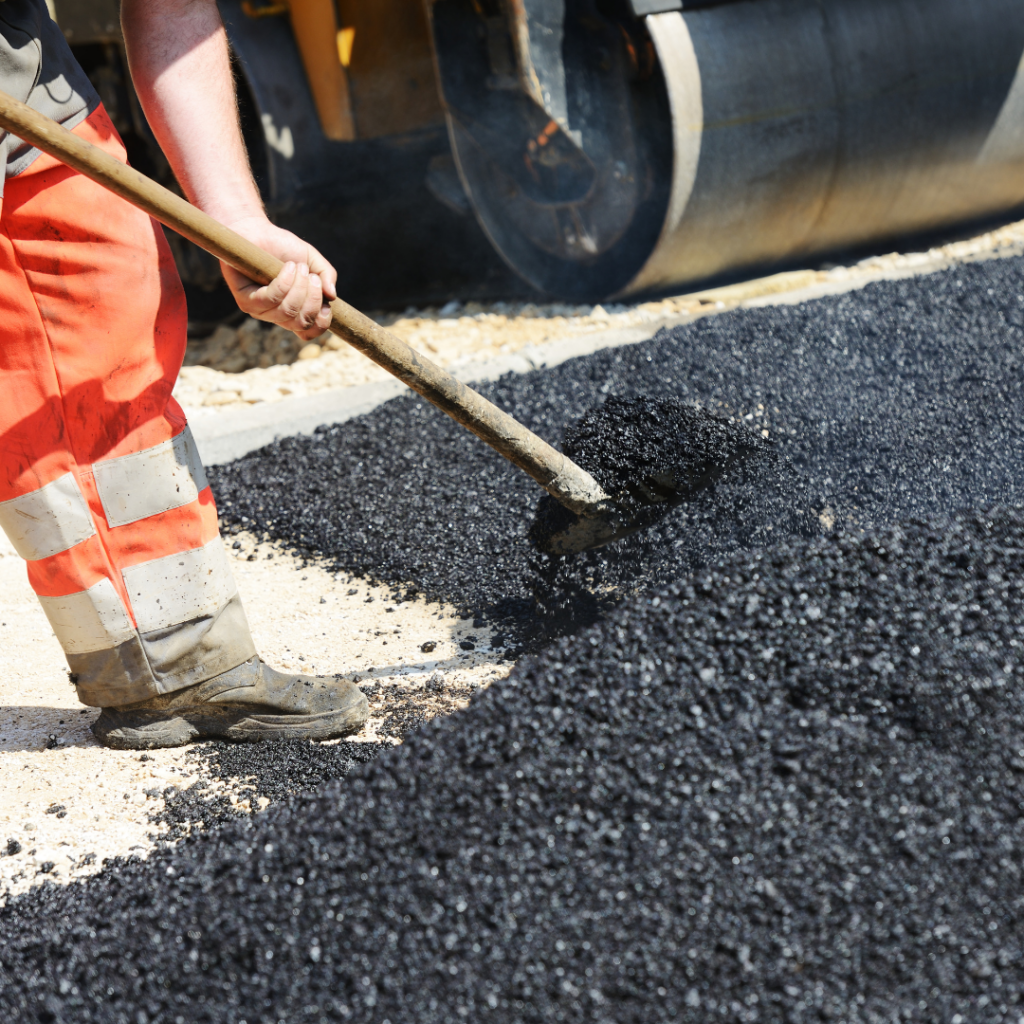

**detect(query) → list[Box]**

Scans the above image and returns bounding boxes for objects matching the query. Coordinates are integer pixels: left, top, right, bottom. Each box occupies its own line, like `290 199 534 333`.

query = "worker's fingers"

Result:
303 276 334 331
221 216 339 303
222 259 296 318
218 215 338 339
277 262 313 321
279 265 326 330
303 246 338 301
313 292 333 330
257 260 299 313
222 260 332 340
279 268 331 337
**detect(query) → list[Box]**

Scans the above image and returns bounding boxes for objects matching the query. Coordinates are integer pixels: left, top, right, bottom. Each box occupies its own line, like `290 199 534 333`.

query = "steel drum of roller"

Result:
430 0 1024 300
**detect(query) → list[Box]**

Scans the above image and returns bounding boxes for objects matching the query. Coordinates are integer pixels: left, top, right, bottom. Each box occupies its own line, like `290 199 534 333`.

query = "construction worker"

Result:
0 0 368 748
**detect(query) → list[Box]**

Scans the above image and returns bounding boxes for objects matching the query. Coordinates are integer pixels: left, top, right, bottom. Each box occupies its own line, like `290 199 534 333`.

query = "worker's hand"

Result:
219 216 338 340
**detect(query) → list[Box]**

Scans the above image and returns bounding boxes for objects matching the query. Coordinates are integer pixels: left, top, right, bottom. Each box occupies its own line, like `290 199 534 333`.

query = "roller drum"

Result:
433 0 1024 299
629 0 1024 295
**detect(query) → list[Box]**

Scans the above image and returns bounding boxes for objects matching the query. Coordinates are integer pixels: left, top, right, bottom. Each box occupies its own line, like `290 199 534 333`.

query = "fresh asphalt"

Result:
211 257 1024 644
3 258 1024 1022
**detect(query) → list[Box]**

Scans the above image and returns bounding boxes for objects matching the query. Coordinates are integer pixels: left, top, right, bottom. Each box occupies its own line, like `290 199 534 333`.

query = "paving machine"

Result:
54 0 1024 308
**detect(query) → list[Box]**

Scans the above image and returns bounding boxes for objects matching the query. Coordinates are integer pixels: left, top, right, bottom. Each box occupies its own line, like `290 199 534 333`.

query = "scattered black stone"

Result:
421 641 437 653
3 508 1024 1022
376 699 429 741
209 259 1024 649
150 740 385 843
193 739 385 805
358 677 479 742
4 839 20 856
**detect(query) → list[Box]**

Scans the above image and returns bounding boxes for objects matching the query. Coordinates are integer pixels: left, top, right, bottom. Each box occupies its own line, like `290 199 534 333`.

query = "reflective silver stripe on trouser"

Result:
0 472 96 561
38 579 136 653
122 536 238 632
65 538 256 708
93 426 209 528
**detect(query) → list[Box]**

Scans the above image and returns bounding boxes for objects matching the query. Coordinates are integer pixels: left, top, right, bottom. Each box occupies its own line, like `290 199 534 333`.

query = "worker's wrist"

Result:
217 214 274 239
192 186 266 228
200 203 267 228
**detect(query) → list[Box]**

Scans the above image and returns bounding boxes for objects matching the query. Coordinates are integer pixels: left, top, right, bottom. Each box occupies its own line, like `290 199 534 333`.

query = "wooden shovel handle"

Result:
0 91 610 515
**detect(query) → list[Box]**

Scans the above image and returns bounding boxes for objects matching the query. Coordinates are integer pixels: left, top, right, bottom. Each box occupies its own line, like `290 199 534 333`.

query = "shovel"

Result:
0 90 757 554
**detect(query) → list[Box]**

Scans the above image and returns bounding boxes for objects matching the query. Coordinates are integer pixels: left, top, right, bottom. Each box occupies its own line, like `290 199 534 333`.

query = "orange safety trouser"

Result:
0 106 255 708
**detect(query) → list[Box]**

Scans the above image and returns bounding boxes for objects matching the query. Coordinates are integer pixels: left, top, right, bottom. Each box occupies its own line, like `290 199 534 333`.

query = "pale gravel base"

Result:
0 532 509 903
173 216 1024 415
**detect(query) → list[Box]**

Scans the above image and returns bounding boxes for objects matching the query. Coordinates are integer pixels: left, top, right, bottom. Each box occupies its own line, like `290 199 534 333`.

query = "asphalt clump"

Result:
559 393 770 498
529 395 773 556
2 506 1024 1022
209 257 1024 646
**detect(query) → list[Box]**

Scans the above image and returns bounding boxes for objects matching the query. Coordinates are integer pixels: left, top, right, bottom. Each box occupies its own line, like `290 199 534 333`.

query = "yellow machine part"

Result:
334 0 444 138
282 0 443 142
285 0 355 141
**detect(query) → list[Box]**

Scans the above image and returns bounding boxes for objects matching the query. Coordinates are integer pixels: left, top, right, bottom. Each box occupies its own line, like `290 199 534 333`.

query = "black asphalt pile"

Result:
209 257 1024 646
3 506 1024 1023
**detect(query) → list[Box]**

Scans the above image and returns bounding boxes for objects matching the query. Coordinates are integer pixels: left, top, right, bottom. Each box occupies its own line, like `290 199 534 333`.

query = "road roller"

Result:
52 0 1024 307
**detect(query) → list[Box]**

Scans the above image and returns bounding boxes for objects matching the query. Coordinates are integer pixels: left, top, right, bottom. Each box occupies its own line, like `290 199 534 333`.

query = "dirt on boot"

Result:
92 657 369 750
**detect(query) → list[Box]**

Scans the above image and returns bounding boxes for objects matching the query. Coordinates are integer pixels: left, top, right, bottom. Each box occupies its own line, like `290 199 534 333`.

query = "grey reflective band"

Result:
122 536 238 633
0 471 96 561
94 427 209 529
69 592 258 708
38 577 135 654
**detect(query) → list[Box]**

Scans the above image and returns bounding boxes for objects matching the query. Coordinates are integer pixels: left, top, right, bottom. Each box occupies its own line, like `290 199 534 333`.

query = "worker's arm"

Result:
120 0 333 340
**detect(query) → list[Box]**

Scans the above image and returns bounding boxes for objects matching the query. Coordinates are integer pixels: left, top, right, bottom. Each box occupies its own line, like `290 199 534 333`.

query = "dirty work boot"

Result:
91 656 369 750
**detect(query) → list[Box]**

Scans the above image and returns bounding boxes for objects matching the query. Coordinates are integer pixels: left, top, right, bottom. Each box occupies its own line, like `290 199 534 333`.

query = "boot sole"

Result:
92 696 369 751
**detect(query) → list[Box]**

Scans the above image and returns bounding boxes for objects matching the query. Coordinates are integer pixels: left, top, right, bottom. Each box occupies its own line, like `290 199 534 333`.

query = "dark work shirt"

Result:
0 0 99 194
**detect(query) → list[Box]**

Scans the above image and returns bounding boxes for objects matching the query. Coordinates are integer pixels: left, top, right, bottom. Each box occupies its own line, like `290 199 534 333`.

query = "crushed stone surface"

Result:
173 215 1024 413
4 250 1024 1021
211 256 1024 649
3 508 1024 1022
0 531 508 902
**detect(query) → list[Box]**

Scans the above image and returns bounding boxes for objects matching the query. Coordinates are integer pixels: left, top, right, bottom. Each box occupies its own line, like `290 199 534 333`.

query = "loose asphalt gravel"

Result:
149 741 386 843
209 257 1024 645
3 258 1024 1022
